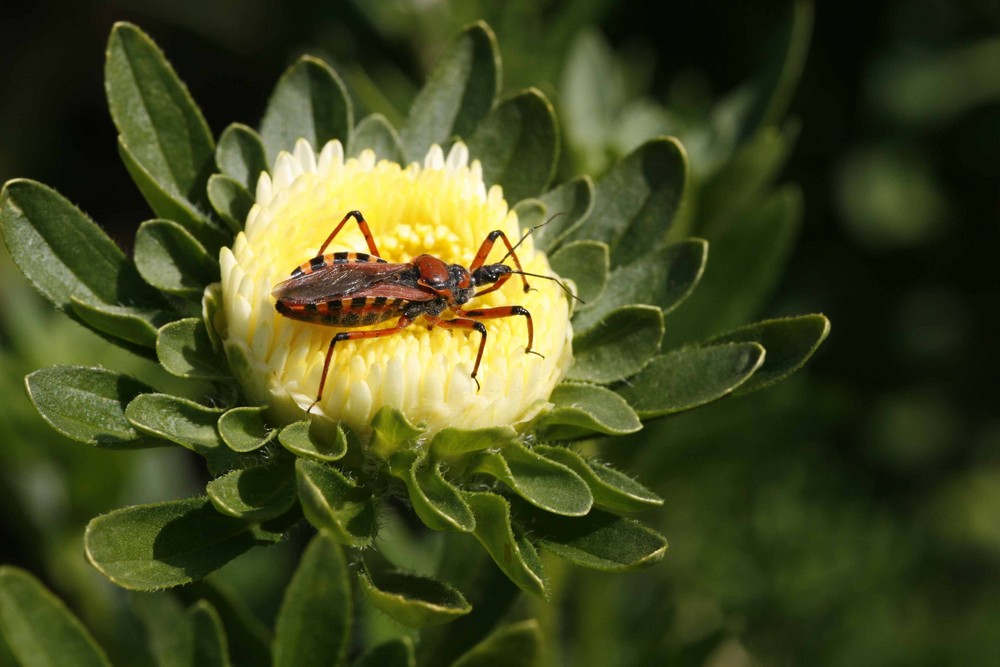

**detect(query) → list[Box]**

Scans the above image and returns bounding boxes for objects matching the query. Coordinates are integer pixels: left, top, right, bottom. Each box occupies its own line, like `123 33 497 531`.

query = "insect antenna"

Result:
498 212 568 265
508 269 584 304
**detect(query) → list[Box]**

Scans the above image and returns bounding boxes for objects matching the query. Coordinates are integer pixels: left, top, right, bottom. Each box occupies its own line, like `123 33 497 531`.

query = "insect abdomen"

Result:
275 296 406 327
290 252 387 278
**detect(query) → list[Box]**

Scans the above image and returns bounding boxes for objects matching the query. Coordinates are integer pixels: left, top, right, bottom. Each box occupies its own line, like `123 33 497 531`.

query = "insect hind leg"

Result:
317 210 382 257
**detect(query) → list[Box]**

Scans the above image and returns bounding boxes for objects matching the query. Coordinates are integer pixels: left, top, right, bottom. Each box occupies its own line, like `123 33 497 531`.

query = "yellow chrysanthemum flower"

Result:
217 139 573 434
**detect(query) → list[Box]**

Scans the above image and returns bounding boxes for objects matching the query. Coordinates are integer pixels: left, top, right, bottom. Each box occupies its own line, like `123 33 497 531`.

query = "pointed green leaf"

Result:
617 342 765 417
428 425 518 459
218 406 274 453
125 394 238 474
116 137 227 252
0 179 163 316
202 283 225 353
158 317 231 380
449 620 541 667
135 219 220 298
25 366 156 448
353 638 414 667
174 581 271 667
470 442 592 516
467 89 558 203
534 445 662 514
565 138 687 266
0 567 112 667
70 297 174 349
208 175 254 234
666 187 801 344
462 491 546 597
348 114 405 163
390 450 474 532
261 56 352 166
272 531 351 667
532 383 642 440
296 459 377 547
573 239 708 333
524 507 667 572
400 22 500 161
278 419 347 461
186 601 232 667
534 176 594 251
357 570 471 628
568 305 663 384
708 314 830 395
105 22 214 212
85 496 260 590
207 458 296 521
370 406 425 460
548 240 608 305
216 123 268 191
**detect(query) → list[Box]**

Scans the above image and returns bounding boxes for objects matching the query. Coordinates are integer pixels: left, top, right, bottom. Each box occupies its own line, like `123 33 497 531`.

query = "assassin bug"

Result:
271 210 576 411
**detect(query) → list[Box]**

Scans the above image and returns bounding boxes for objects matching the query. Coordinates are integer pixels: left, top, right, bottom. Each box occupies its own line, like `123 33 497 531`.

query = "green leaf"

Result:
357 570 471 628
470 442 592 516
218 406 274 453
467 89 558 203
260 56 352 166
0 179 163 316
70 297 174 349
116 136 228 252
708 314 830 395
348 114 405 163
534 176 594 251
208 175 254 234
207 458 296 521
534 445 662 514
370 406 425 460
134 219 220 298
272 531 351 667
665 187 801 344
105 22 215 213
462 492 546 597
174 580 271 667
202 282 225 353
390 449 475 532
186 601 232 667
532 383 642 440
0 567 112 667
278 419 347 462
296 459 377 548
158 318 231 380
548 241 608 304
522 507 668 572
572 239 708 333
85 496 261 590
125 394 238 474
400 21 499 161
428 425 518 459
353 638 414 667
567 305 663 384
449 620 542 667
617 342 765 418
216 123 268 191
25 366 156 448
565 138 687 266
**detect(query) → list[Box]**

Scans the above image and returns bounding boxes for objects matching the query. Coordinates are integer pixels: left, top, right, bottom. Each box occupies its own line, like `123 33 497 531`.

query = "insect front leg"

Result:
317 210 383 257
456 305 541 359
468 230 530 292
425 315 488 391
308 315 414 413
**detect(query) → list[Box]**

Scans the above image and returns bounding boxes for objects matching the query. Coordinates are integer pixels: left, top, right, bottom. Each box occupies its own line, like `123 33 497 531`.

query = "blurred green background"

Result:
2 1 999 665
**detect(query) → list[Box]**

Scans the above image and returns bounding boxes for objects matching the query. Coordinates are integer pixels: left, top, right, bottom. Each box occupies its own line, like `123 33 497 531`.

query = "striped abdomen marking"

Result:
290 252 387 278
275 296 407 326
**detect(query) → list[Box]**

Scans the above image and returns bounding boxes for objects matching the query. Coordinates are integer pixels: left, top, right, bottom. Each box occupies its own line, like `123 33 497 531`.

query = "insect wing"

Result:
272 262 413 304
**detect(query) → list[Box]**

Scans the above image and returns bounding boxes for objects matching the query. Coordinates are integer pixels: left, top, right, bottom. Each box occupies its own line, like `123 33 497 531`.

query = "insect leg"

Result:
425 315 488 391
468 230 530 292
473 271 512 298
458 305 538 357
308 315 414 413
317 210 382 257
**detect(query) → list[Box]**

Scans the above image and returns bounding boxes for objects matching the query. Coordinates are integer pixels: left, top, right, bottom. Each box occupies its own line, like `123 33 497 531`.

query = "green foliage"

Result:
0 11 830 667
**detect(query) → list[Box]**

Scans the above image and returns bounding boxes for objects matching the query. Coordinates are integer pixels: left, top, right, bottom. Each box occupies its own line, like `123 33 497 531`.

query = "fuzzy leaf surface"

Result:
208 175 254 234
533 176 594 251
158 318 230 379
69 298 174 349
400 22 499 161
0 567 112 667
207 458 296 521
278 420 347 461
349 114 405 163
463 492 546 597
428 425 518 459
218 406 273 453
534 445 662 514
449 620 542 667
135 219 219 297
532 383 642 440
568 305 663 383
549 240 608 305
26 366 156 448
296 459 377 547
272 531 351 667
353 638 414 667
125 394 237 474
216 123 268 191
391 450 475 532
470 442 592 516
357 570 471 628
84 496 262 590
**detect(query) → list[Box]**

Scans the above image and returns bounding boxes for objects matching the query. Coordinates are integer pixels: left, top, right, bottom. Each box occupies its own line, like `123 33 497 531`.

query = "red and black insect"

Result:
271 210 574 411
